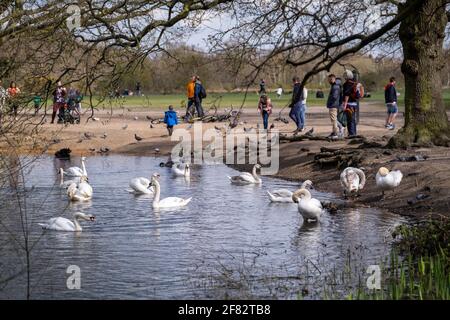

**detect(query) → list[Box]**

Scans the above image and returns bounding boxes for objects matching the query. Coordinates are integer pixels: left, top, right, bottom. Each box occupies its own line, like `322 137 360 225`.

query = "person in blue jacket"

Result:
164 105 178 136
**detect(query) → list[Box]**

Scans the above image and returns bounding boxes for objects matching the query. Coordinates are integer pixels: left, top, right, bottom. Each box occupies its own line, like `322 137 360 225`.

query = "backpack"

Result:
200 85 207 99
350 81 364 100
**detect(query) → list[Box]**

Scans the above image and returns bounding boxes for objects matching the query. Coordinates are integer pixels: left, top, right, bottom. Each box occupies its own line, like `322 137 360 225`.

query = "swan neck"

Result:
60 168 64 184
153 179 160 204
81 159 87 176
252 165 259 180
73 214 83 231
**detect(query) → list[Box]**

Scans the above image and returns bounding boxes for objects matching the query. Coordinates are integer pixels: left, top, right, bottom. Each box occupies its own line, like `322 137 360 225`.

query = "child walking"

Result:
33 93 42 116
164 105 178 136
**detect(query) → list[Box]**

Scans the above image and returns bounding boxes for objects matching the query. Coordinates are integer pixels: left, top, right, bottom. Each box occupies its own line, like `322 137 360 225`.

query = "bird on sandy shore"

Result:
149 124 154 129
134 134 143 142
84 132 93 139
340 167 366 198
154 148 160 155
92 117 100 122
134 116 139 120
101 133 107 139
305 127 314 135
146 115 153 121
89 148 96 152
99 147 110 154
376 167 403 197
122 124 128 130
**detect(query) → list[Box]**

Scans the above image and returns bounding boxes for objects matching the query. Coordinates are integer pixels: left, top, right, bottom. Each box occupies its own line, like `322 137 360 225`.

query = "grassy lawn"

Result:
36 88 450 110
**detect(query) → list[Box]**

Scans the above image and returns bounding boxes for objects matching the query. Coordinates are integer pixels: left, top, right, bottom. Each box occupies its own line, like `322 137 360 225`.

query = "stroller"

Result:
57 99 80 124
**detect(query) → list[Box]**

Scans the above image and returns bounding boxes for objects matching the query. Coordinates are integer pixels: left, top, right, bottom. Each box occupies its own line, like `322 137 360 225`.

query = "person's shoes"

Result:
385 124 390 128
330 135 339 139
292 128 299 133
388 124 395 130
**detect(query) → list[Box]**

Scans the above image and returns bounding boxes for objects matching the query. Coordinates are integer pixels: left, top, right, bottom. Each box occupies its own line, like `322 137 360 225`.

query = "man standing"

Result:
289 76 305 134
342 70 360 137
136 82 141 96
194 76 205 118
326 74 341 139
384 77 398 130
259 79 266 95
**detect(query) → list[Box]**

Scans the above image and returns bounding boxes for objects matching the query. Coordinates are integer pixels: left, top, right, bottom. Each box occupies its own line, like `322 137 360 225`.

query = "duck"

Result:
267 180 313 203
39 212 95 232
62 157 88 178
67 176 93 201
292 189 323 222
376 167 403 196
340 167 366 197
228 164 262 185
172 163 190 177
128 177 155 194
59 168 82 188
151 173 192 208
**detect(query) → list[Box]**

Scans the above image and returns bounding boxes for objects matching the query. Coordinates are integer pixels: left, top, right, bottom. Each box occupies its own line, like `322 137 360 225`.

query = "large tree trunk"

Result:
390 0 450 147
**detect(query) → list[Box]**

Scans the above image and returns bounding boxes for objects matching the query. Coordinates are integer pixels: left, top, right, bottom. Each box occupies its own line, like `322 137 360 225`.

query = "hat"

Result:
344 70 354 80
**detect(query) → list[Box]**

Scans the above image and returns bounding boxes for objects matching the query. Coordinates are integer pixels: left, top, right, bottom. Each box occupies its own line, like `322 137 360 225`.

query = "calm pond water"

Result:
0 155 409 299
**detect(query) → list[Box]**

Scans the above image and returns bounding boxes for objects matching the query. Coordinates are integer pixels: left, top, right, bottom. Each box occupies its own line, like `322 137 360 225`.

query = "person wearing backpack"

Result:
194 76 205 118
342 70 362 137
384 77 398 130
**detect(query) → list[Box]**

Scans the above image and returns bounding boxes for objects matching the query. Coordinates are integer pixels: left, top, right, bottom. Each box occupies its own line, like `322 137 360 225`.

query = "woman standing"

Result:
257 94 272 130
7 81 20 120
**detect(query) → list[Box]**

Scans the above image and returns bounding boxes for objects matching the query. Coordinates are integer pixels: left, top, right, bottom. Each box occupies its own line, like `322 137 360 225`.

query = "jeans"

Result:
186 98 204 119
262 111 269 129
289 102 305 129
346 105 357 136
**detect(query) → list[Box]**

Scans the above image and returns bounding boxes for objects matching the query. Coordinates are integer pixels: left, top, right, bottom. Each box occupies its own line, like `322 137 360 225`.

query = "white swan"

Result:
172 163 190 177
59 168 82 188
67 176 93 201
228 164 262 185
340 167 366 197
376 167 403 196
62 157 88 177
267 180 313 203
151 173 192 208
39 212 95 232
292 189 323 222
128 177 155 194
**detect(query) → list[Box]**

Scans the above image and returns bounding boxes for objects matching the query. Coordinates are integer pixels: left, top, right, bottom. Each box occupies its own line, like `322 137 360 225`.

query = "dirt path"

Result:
3 102 450 218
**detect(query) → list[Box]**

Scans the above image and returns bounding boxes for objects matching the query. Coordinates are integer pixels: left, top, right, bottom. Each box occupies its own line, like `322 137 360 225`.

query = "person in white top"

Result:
276 87 283 98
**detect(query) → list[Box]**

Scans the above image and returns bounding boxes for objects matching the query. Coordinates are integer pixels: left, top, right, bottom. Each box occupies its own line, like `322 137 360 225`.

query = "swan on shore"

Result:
267 180 313 203
172 163 190 177
340 167 366 197
67 176 93 201
376 167 403 196
128 177 155 194
292 189 323 222
151 173 192 208
62 157 88 178
228 164 262 185
39 212 95 232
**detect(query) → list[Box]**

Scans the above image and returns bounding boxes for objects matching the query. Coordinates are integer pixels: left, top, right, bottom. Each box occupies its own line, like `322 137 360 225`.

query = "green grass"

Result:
31 88 450 110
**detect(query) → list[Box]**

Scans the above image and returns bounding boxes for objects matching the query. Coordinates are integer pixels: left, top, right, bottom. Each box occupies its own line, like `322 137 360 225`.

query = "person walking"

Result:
259 79 266 95
51 81 66 124
33 93 42 116
0 80 7 127
384 77 398 130
186 75 197 121
194 76 205 118
326 74 341 139
136 82 141 96
276 87 283 98
164 105 178 136
257 94 273 130
289 76 305 134
342 70 360 137
7 81 21 120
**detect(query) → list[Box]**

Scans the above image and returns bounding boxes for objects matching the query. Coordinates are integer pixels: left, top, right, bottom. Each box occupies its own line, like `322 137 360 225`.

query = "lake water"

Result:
0 155 409 299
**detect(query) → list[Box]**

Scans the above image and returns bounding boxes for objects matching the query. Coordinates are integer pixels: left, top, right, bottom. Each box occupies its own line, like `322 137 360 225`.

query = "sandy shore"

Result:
3 102 450 218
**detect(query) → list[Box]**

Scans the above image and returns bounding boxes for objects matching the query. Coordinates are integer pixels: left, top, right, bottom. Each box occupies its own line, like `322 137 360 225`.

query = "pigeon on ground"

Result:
134 134 143 142
122 124 128 130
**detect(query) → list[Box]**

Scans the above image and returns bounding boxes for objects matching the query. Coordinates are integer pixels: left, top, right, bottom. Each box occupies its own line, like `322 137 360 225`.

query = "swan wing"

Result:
65 167 83 177
298 200 322 221
228 175 251 184
130 178 153 194
390 170 403 186
172 166 185 176
271 189 293 198
157 197 192 208
78 182 93 197
39 217 75 231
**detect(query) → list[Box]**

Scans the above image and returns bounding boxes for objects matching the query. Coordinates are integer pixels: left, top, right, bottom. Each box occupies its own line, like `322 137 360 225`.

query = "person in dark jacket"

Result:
289 76 305 134
326 74 341 138
164 105 178 136
384 77 398 130
342 70 358 136
194 77 205 118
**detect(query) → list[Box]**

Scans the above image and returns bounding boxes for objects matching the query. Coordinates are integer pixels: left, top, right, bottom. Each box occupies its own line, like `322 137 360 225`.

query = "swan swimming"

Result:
340 167 366 197
292 189 323 222
376 167 403 196
39 212 95 232
151 173 192 208
59 168 83 188
172 163 190 177
62 157 88 178
267 180 313 203
67 176 93 201
128 177 155 194
228 164 262 185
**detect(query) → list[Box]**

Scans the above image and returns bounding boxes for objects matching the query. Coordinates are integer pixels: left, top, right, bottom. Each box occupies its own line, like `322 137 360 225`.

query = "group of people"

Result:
50 81 83 124
255 71 398 137
0 80 21 126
